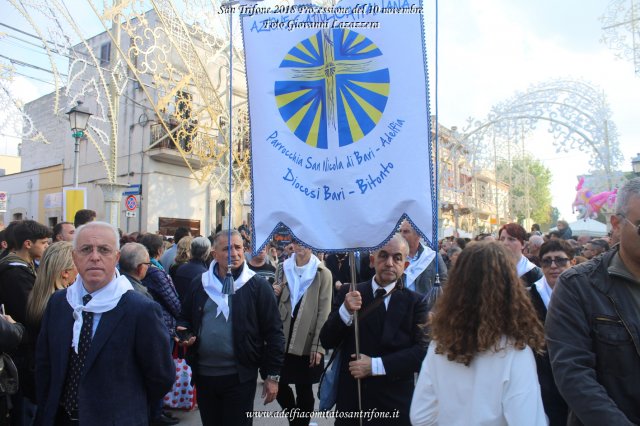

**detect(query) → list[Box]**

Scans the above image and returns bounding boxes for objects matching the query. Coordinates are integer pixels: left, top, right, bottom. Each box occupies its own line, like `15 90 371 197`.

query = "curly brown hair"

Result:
429 241 545 366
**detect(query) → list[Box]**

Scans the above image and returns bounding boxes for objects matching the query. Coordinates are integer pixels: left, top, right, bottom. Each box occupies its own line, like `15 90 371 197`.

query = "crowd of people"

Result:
0 177 638 426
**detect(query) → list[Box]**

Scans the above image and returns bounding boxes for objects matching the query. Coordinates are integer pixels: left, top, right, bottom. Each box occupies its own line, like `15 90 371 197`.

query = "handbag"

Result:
163 346 197 410
0 353 18 396
317 347 341 411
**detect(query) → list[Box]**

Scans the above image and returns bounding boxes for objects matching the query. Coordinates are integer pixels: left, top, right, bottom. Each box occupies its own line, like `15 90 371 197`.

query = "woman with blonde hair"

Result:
26 241 77 331
22 241 76 402
410 241 547 426
169 235 193 281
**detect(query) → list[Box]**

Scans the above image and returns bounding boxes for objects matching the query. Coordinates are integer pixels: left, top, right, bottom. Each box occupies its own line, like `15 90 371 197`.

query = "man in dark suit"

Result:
36 221 174 426
320 234 428 425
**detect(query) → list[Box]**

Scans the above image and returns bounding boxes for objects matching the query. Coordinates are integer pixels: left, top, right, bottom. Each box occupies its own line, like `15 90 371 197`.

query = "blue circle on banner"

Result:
275 29 390 149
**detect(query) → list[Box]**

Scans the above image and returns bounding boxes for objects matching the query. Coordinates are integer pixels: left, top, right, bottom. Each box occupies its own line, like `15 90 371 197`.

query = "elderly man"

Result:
177 230 284 426
36 222 174 426
527 234 544 258
119 242 153 299
320 234 429 425
398 220 447 295
546 177 640 425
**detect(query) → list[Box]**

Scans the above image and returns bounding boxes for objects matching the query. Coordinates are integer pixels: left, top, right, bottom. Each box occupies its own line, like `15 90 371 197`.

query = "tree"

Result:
497 154 553 225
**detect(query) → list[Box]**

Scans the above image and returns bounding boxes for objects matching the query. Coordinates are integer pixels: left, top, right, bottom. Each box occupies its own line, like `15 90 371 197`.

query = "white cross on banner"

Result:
242 0 436 252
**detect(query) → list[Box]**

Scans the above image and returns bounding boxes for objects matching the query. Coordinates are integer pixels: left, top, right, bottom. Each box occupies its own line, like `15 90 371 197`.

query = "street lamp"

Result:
65 101 93 187
632 153 640 176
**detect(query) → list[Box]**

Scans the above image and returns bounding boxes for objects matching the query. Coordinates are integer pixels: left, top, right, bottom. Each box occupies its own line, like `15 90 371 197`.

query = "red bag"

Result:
163 346 197 410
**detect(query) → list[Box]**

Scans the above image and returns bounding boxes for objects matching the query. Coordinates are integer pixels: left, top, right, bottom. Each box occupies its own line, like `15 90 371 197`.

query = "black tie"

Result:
373 288 387 328
62 294 94 415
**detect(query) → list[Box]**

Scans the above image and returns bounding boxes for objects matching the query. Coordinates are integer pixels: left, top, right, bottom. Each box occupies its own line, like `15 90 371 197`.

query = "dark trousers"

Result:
276 384 314 426
54 407 78 426
196 374 256 426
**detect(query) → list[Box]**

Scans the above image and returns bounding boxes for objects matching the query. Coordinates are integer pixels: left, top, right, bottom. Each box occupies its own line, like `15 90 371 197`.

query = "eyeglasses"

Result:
138 262 152 267
618 214 640 236
541 257 570 267
76 245 116 257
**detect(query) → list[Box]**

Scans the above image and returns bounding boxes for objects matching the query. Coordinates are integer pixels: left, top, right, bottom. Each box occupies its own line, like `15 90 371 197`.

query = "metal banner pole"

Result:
349 252 363 426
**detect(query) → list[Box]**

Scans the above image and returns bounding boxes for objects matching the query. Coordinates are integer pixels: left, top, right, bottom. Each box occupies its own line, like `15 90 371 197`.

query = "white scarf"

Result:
202 261 255 321
404 243 436 288
66 272 133 354
516 255 537 277
534 276 553 308
284 253 321 315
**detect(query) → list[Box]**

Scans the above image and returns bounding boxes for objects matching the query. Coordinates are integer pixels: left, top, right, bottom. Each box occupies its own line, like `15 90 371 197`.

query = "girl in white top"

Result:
410 241 547 426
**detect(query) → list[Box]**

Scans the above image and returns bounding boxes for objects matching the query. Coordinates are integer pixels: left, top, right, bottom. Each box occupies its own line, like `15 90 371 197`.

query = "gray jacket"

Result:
545 248 640 426
413 252 448 296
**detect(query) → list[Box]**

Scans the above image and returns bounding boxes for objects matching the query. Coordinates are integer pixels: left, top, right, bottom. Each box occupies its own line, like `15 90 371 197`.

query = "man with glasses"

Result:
36 222 174 425
529 240 574 426
546 177 640 426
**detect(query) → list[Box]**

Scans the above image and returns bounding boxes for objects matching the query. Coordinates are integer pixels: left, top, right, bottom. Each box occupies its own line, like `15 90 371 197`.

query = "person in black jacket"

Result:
176 230 284 426
529 240 573 426
546 178 640 426
0 220 51 324
1 314 24 426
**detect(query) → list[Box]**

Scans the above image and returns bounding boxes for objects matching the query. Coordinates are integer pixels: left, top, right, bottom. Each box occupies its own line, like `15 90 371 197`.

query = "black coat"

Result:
0 254 36 324
528 284 568 426
320 281 428 425
177 266 285 384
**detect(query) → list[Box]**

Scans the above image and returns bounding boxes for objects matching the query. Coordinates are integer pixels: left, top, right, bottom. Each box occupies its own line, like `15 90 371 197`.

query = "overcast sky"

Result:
2 0 639 222
424 0 640 221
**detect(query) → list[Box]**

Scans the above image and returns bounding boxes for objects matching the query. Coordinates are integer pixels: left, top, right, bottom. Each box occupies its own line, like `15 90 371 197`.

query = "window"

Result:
100 42 111 67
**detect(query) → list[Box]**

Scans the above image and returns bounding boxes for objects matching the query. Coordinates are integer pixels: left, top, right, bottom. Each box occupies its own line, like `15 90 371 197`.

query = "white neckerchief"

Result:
404 243 436 288
284 253 320 315
534 276 553 308
516 255 537 277
66 272 133 354
201 261 255 321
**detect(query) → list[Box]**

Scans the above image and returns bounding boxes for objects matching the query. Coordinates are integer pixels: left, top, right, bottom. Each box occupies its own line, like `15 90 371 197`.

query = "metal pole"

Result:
73 135 80 187
348 252 363 426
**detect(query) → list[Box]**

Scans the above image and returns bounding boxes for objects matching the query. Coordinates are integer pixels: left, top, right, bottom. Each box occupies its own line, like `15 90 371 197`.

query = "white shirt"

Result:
534 276 553 309
516 255 538 278
410 339 547 426
338 279 397 376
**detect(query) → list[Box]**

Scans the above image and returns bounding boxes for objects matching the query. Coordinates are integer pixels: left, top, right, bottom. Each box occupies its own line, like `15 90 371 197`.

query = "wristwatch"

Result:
266 375 280 383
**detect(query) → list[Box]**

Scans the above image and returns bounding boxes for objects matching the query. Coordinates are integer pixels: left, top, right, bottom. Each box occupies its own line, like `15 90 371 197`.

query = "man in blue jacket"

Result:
36 222 174 425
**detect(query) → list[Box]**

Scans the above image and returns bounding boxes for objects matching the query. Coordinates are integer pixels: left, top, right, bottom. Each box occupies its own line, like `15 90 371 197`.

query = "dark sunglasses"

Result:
541 257 570 267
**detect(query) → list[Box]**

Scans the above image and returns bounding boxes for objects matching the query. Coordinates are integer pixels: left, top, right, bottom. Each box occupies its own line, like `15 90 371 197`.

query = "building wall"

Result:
0 164 63 227
0 155 21 175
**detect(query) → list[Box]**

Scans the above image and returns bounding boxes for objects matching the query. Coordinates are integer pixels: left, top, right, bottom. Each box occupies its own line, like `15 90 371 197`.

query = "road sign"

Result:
126 211 137 218
125 195 138 211
0 191 6 212
122 184 142 196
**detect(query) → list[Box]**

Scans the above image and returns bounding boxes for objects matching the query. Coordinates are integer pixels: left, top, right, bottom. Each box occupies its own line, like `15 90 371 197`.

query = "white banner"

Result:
242 0 435 252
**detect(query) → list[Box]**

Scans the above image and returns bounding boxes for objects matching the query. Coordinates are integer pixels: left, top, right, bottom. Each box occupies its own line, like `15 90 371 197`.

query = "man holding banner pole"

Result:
320 234 429 425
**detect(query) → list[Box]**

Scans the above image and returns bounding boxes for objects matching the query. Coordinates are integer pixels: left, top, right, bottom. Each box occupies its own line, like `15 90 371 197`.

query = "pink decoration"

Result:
572 177 617 219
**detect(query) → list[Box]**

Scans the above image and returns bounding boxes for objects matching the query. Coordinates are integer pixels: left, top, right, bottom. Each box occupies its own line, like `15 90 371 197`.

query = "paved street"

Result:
166 380 333 425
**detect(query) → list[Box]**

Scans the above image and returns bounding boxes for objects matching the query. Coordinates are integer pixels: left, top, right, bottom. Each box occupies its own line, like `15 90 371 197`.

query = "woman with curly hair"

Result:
410 241 547 426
